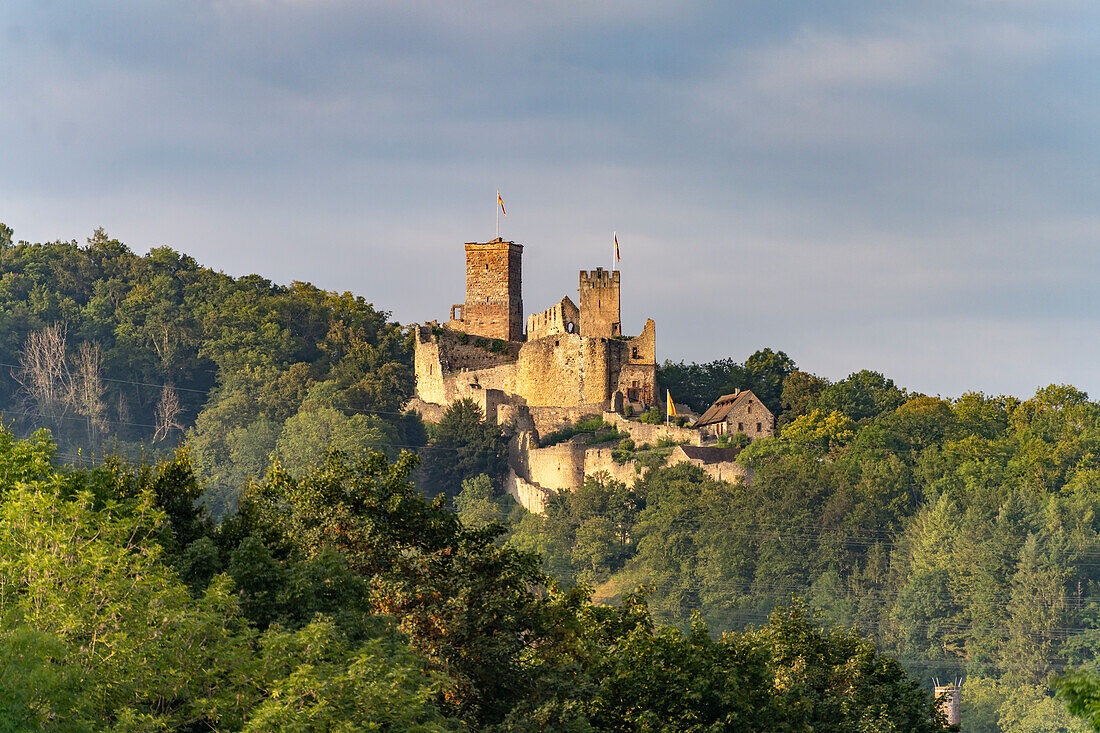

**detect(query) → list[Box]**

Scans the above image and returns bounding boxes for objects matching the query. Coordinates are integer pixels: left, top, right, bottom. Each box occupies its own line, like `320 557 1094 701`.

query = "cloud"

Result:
3 1 1100 398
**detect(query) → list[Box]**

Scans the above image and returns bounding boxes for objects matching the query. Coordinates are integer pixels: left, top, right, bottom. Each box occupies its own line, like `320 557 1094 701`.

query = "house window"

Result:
747 402 753 414
756 422 762 432
737 422 743 431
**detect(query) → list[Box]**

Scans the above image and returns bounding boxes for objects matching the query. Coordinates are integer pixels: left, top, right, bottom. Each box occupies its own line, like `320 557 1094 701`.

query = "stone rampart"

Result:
528 405 603 439
526 296 579 341
504 469 555 514
511 432 586 491
583 447 643 486
601 411 703 446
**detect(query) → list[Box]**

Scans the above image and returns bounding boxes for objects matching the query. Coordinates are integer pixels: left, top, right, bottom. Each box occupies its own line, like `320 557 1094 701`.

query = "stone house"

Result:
693 389 775 441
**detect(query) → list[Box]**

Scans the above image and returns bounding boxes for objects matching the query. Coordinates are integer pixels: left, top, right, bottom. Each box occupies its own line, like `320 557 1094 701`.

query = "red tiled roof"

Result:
692 390 771 428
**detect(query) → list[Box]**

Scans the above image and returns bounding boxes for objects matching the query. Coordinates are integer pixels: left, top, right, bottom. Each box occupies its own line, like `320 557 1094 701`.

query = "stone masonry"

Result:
579 268 621 337
447 239 524 342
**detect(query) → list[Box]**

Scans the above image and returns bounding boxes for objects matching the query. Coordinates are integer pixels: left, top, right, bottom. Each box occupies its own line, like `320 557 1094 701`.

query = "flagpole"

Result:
612 231 615 272
496 191 500 239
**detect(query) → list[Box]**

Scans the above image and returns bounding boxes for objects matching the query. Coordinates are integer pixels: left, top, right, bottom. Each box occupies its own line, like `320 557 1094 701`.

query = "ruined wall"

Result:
615 319 657 407
579 268 621 337
526 297 579 341
456 239 524 341
602 411 702 446
515 334 586 407
629 319 656 363
510 432 586 491
582 338 611 404
583 447 643 486
413 326 448 405
504 469 555 514
527 406 600 440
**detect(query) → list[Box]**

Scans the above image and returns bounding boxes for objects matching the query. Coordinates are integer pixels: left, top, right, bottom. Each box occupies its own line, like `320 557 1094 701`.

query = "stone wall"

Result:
515 333 587 407
579 268 621 337
527 405 604 440
413 326 448 405
583 447 643 486
511 432 586 491
601 411 703 446
526 296 579 341
504 469 555 514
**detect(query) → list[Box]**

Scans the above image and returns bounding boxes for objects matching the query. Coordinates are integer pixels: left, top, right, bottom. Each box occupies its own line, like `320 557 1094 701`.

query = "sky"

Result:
3 1 1099 399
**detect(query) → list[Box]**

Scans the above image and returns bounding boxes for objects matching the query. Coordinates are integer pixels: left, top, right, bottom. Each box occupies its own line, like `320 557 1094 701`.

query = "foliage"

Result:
421 397 508 499
0 225 416 516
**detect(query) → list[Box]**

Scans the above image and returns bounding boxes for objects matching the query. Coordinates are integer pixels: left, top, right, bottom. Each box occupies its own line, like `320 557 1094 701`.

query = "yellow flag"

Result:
497 192 507 217
667 390 676 418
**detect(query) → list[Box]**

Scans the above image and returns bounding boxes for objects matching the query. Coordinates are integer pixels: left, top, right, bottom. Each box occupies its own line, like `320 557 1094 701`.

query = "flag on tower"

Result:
615 233 620 263
497 192 507 217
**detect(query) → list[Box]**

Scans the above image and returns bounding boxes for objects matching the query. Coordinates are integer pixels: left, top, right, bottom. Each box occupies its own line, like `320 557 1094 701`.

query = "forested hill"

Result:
0 225 422 510
8 224 1100 730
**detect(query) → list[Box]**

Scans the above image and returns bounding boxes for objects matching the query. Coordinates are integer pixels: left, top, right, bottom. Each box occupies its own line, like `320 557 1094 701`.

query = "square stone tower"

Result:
458 238 524 341
579 267 621 337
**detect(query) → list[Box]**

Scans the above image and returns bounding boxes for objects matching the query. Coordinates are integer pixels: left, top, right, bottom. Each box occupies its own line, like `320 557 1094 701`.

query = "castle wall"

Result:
583 447 643 486
526 297 579 341
582 338 611 404
414 326 448 405
579 268 621 337
504 469 555 515
527 406 600 440
602 411 702 446
629 319 656 363
515 334 586 406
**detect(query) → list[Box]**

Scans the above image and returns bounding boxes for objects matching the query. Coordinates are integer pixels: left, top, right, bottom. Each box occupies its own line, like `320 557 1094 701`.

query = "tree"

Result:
780 369 827 425
153 383 184 442
741 348 796 415
240 449 565 726
816 369 908 422
421 398 507 499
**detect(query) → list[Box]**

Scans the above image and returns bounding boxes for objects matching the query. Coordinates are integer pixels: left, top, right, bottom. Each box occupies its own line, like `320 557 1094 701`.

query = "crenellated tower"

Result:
578 267 620 337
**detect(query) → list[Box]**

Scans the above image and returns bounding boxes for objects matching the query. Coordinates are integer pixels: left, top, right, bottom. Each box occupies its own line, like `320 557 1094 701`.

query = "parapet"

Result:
579 268 620 287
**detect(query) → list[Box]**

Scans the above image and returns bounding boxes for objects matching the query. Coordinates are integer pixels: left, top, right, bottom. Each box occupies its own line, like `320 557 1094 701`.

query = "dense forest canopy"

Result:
0 224 422 514
3 224 1100 730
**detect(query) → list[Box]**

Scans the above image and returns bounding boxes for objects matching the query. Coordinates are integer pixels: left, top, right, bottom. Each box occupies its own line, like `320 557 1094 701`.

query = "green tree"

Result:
422 398 508 499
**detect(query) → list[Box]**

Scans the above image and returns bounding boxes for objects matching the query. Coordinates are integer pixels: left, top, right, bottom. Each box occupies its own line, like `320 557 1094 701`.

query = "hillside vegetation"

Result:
3 224 1100 730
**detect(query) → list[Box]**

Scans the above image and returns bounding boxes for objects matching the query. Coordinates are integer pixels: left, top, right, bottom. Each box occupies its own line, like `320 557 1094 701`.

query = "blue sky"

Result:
3 1 1099 398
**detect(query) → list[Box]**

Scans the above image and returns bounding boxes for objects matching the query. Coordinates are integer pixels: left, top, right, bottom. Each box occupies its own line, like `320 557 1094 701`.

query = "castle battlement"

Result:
579 268 620 285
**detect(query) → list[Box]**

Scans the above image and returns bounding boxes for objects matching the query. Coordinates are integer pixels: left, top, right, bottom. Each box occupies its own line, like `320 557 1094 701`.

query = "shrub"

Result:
623 404 634 418
456 332 469 344
619 438 635 451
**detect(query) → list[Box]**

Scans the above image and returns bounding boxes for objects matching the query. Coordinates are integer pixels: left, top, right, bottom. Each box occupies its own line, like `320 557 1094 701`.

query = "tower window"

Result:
632 347 639 358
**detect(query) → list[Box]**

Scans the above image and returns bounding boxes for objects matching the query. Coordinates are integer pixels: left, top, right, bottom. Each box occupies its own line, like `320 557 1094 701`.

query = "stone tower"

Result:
579 267 621 337
456 238 524 342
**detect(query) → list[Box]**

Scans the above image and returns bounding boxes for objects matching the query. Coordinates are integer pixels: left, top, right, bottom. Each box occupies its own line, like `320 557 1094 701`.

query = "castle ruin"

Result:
415 237 657 427
410 235 748 512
